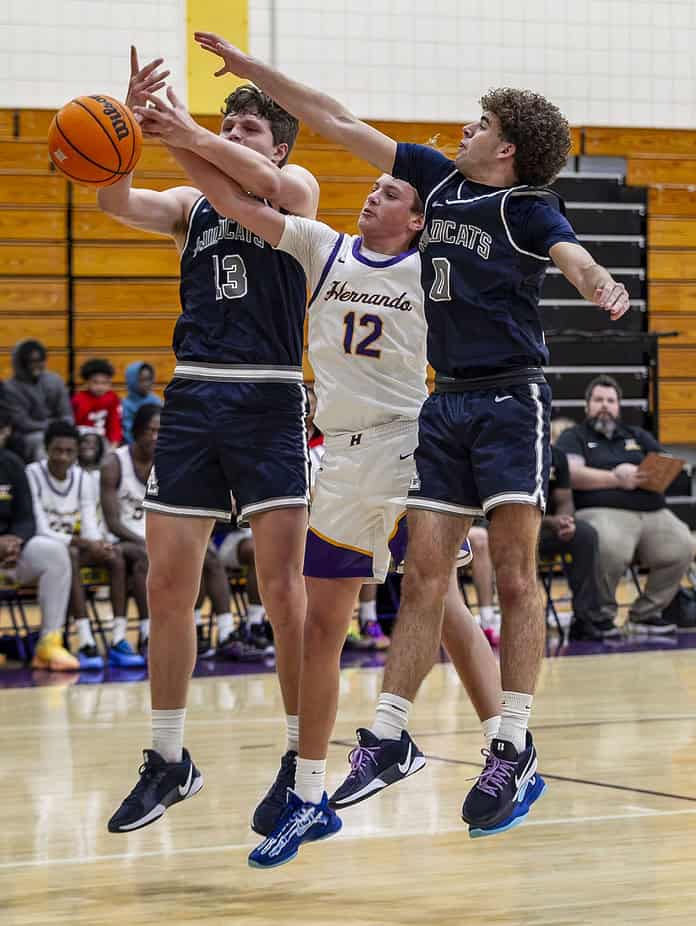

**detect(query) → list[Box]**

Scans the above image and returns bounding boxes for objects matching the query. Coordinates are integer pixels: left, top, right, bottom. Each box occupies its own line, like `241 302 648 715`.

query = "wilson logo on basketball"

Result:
89 95 131 141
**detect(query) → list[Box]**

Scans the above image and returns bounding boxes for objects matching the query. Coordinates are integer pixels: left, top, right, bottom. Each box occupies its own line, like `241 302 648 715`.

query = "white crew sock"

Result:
193 608 203 626
112 616 128 645
481 715 501 748
247 604 265 626
152 708 186 763
286 714 299 753
217 612 233 641
370 692 411 741
76 618 96 648
294 757 326 804
498 691 533 753
358 599 377 628
139 619 150 640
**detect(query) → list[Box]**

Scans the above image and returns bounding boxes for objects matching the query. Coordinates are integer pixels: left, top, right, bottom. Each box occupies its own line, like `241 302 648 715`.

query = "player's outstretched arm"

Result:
97 47 199 240
194 31 397 173
133 86 318 219
166 143 286 248
549 241 630 321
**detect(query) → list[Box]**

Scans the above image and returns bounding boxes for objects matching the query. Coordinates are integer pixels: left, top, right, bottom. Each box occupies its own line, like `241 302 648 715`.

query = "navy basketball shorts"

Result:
407 382 551 517
143 378 309 523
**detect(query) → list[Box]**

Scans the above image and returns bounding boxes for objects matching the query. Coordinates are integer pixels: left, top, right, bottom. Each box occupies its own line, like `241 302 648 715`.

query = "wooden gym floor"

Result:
2 640 696 925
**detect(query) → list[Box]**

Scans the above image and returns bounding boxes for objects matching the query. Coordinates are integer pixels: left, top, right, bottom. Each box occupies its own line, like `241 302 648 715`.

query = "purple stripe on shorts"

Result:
303 528 374 579
387 516 409 565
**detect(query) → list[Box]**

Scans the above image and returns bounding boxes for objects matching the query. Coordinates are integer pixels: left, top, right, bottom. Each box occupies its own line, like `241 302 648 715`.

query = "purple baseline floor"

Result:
1 627 696 689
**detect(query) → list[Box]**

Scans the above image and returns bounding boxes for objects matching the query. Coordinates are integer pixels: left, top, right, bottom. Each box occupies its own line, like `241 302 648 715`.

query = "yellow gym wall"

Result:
186 0 249 115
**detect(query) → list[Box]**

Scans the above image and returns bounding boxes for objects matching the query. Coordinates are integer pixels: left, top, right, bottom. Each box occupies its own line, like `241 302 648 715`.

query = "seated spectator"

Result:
100 405 160 658
195 542 266 661
3 339 73 461
78 428 107 526
556 375 694 634
0 410 75 670
467 524 500 645
26 421 144 669
216 523 274 655
71 359 122 448
122 362 162 445
540 442 619 641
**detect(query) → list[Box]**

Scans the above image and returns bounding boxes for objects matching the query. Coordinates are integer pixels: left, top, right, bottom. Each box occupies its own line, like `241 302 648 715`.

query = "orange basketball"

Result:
48 95 142 187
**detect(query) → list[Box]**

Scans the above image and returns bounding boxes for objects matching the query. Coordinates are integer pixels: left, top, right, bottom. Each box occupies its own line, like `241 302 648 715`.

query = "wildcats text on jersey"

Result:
420 220 492 259
191 217 265 258
323 279 413 312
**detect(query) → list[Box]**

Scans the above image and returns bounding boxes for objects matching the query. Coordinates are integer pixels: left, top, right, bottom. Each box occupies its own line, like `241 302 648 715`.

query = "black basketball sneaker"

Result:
251 750 297 836
461 732 541 833
329 728 425 809
107 748 203 833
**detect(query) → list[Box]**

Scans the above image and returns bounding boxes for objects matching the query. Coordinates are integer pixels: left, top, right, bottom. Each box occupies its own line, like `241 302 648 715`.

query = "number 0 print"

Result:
212 254 248 300
429 256 452 301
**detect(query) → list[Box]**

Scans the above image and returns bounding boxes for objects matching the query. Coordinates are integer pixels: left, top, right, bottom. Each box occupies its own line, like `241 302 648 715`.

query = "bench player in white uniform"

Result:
154 127 506 866
26 421 139 670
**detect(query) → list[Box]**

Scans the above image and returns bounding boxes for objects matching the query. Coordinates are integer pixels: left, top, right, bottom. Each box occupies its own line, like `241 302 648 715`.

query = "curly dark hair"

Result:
80 358 114 381
480 88 571 187
222 85 299 167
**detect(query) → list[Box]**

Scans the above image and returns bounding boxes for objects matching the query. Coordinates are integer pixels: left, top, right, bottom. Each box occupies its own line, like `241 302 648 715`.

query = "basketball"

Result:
47 94 142 187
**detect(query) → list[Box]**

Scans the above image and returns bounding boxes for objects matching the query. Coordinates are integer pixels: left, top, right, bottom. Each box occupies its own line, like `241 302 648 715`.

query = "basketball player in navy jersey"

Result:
103 50 319 834
195 34 630 836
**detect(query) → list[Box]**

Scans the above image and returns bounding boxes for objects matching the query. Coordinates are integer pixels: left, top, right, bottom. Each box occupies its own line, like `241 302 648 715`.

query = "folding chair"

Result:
538 554 571 639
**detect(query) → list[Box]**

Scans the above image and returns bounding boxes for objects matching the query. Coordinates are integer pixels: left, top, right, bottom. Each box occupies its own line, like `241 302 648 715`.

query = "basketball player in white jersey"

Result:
143 90 506 866
26 421 142 670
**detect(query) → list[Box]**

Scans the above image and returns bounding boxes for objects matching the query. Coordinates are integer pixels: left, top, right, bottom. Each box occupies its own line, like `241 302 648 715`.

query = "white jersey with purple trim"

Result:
108 446 146 543
276 216 428 436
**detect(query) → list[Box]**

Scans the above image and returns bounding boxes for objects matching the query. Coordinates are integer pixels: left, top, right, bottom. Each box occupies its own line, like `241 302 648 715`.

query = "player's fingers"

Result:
144 68 170 87
130 45 139 76
166 85 183 108
592 285 609 307
214 65 229 77
141 91 167 111
606 284 626 309
137 57 165 81
194 31 221 44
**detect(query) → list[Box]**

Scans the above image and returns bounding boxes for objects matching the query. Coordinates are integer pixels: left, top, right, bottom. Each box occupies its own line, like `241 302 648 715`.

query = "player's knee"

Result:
304 610 343 655
496 565 536 607
402 561 450 606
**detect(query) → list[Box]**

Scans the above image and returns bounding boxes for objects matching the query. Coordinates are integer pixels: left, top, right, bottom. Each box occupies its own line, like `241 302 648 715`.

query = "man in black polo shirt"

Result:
556 375 694 634
540 441 617 641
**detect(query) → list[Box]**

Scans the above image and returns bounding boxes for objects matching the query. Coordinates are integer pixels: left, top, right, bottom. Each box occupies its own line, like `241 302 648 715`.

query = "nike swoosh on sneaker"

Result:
399 452 414 460
178 763 193 797
494 395 512 403
397 743 412 775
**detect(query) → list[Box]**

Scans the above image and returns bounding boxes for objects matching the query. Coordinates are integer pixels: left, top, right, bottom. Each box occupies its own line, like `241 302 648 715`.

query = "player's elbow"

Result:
249 166 282 201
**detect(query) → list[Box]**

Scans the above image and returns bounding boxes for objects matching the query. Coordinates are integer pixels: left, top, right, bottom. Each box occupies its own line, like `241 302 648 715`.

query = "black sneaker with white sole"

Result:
107 748 203 833
329 728 425 809
627 615 677 634
461 732 538 831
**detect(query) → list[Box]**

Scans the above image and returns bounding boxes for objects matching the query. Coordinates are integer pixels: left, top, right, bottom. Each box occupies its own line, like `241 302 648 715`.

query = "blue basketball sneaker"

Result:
329 728 426 809
251 750 297 836
469 772 546 838
462 732 540 833
78 644 104 670
107 748 203 833
108 639 146 668
248 790 342 869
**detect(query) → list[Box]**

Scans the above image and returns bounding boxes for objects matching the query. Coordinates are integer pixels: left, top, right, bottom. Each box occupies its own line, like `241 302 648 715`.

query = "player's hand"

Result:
133 87 199 148
613 462 647 491
593 280 629 321
194 32 253 78
126 46 170 116
557 515 576 541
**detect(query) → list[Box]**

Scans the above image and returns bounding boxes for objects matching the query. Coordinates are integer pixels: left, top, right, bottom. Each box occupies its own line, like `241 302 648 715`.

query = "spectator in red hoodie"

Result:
72 359 122 447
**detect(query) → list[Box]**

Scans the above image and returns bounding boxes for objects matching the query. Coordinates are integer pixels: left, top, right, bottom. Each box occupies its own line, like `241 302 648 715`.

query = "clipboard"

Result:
636 452 686 493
